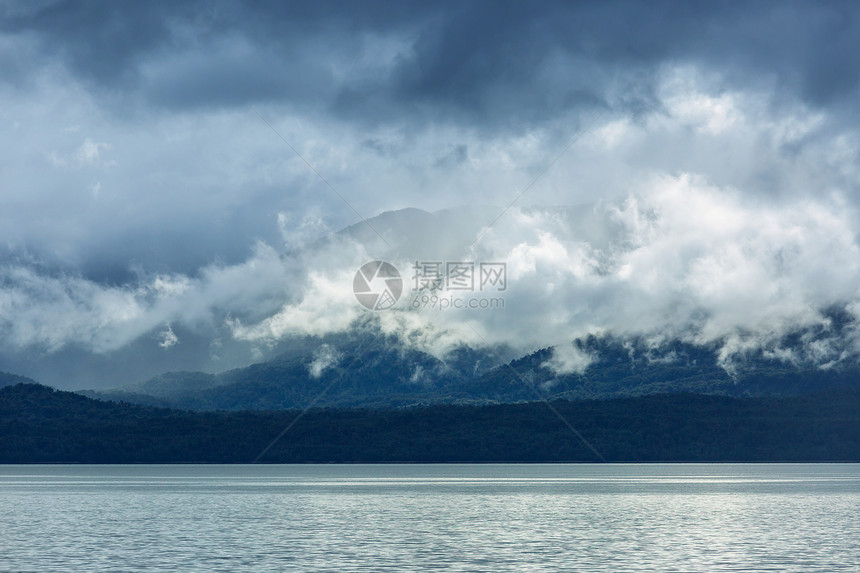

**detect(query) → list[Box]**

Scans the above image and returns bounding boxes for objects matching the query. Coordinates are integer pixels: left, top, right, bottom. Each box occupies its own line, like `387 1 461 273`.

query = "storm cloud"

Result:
1 1 860 388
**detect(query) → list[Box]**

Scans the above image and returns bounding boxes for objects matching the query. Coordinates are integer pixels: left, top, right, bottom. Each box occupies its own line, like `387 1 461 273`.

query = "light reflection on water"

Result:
1 464 858 572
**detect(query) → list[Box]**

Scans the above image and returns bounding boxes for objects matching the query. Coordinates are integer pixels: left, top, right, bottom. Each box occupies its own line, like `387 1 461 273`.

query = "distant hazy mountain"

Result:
0 203 607 392
464 334 860 402
0 371 38 389
60 205 860 404
82 325 860 411
81 331 509 410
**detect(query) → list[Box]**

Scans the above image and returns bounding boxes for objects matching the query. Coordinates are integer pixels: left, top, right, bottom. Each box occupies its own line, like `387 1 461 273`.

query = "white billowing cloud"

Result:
49 138 113 168
2 167 859 379
543 342 596 375
307 344 341 378
0 241 293 354
227 235 376 344
659 67 741 135
0 264 143 353
532 177 855 351
74 138 112 166
150 274 192 298
157 323 179 349
277 209 330 249
3 42 860 389
475 182 855 360
4 61 856 280
230 268 361 342
506 231 597 283
223 171 860 373
0 175 856 394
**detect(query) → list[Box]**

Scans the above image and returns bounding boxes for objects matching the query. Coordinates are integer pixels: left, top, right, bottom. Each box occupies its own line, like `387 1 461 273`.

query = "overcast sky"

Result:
2 0 860 389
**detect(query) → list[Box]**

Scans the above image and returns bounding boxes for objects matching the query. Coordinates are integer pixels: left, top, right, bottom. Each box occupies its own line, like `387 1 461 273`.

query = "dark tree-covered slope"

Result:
3 383 858 463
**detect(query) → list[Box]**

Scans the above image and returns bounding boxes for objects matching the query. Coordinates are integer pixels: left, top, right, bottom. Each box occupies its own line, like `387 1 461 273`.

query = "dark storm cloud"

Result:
3 0 860 390
5 1 859 126
1 0 179 83
388 1 860 114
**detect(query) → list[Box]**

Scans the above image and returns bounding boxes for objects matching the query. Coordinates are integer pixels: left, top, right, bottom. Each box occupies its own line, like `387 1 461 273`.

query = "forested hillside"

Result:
3 383 858 463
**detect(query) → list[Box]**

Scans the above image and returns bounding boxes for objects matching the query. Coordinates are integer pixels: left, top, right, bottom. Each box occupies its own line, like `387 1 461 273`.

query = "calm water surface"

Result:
1 463 858 572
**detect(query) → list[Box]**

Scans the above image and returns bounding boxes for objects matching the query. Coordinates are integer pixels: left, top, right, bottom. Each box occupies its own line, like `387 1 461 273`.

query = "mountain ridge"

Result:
4 381 859 463
80 328 860 411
